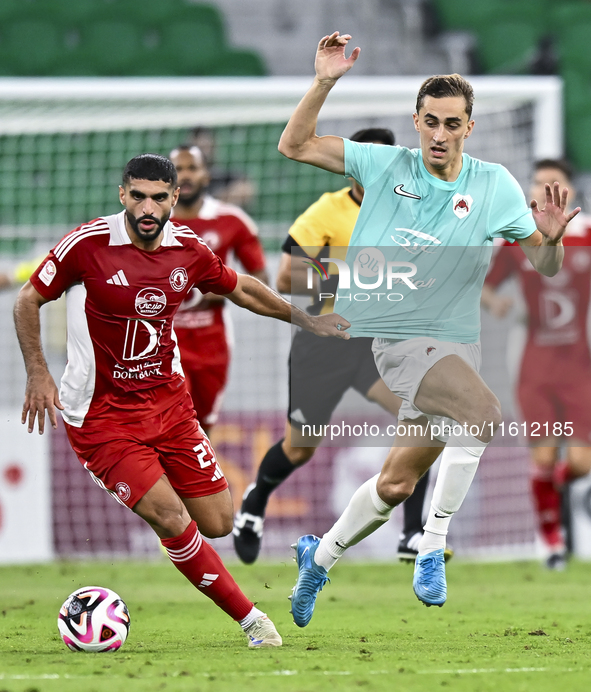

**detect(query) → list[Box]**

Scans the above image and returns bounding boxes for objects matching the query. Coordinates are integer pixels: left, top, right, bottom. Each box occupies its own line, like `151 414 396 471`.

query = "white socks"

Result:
239 606 265 631
314 474 394 571
418 432 487 555
311 432 488 568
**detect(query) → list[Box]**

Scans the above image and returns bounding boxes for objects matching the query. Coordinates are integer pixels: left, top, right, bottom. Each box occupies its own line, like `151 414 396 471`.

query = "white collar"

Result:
197 195 222 220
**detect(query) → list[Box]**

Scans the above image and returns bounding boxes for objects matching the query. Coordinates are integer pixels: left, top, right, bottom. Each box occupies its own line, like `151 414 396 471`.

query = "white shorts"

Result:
372 337 482 440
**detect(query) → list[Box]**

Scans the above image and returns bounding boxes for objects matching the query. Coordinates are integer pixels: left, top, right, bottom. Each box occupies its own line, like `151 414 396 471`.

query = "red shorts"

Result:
65 392 228 508
183 362 228 427
517 368 591 445
176 327 229 426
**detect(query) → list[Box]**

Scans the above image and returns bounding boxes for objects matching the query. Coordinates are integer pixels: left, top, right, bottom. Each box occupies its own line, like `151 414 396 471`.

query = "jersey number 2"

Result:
194 440 215 468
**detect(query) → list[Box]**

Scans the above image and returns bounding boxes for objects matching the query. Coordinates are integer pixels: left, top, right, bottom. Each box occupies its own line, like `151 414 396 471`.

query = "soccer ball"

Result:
57 586 130 652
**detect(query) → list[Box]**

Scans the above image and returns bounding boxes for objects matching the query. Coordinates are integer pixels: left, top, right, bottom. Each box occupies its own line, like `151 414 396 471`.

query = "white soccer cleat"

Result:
244 614 282 648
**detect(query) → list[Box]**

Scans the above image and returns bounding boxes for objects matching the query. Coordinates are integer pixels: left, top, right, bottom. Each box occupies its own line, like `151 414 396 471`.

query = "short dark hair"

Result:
534 158 573 182
350 128 395 146
122 153 177 187
416 74 474 118
189 126 212 139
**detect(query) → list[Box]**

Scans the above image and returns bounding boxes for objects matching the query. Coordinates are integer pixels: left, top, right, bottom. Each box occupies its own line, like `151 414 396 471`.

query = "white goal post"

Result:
0 75 563 160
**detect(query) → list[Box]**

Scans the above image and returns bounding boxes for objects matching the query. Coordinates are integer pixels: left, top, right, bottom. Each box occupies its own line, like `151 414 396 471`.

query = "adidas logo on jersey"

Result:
107 270 129 286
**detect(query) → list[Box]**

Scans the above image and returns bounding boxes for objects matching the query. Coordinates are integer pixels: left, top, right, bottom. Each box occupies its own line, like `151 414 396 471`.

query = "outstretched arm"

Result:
226 273 350 338
278 32 360 173
14 281 63 434
519 182 580 276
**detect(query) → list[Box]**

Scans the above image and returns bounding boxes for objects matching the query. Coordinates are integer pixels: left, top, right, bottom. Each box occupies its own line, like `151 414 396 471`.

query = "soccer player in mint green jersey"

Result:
278 31 580 627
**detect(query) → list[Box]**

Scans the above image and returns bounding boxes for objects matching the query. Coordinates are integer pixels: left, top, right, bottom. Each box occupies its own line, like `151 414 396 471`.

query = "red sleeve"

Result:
29 233 85 300
195 252 238 295
485 240 520 288
231 215 266 273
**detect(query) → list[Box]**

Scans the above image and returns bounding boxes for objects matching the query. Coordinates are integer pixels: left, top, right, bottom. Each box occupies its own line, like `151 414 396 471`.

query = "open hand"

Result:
315 32 360 82
22 370 64 434
310 312 351 339
531 182 581 244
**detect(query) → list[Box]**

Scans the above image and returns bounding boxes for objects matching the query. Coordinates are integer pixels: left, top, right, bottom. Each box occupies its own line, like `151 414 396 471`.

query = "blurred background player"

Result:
482 159 591 570
170 145 268 433
233 127 446 565
187 127 256 209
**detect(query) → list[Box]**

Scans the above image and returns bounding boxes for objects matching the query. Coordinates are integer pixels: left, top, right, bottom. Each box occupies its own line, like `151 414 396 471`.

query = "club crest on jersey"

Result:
452 194 473 219
169 267 188 292
115 482 131 502
135 287 167 317
39 260 57 286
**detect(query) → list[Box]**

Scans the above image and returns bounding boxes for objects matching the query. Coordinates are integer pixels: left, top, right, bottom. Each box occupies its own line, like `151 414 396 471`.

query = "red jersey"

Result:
30 212 237 428
486 216 591 350
172 195 265 331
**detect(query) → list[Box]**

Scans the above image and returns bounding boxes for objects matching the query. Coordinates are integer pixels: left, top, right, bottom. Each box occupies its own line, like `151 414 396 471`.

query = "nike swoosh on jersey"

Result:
393 184 421 200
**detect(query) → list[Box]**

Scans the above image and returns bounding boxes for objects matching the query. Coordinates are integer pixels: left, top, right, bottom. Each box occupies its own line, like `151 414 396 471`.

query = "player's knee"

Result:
200 513 233 539
144 506 188 538
467 397 502 440
531 448 558 467
376 475 413 506
284 445 315 466
567 447 591 478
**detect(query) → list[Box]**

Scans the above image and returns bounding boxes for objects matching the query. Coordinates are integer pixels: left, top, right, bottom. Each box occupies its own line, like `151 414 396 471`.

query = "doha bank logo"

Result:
305 248 435 303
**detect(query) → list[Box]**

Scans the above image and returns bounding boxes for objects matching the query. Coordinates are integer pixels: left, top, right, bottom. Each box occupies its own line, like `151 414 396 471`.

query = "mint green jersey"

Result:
336 140 536 342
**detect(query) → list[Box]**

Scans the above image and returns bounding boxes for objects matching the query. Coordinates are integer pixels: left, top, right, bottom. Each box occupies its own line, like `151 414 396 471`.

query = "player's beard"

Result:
177 183 205 208
125 211 169 242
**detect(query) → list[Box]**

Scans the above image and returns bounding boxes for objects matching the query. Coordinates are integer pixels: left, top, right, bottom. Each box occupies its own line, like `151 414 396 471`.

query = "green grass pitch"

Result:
1 557 591 692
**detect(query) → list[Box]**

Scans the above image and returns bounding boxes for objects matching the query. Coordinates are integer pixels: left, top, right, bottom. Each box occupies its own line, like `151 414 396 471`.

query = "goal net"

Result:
0 75 563 561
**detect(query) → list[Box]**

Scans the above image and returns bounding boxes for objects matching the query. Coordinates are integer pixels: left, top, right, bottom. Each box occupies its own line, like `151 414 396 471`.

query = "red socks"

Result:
553 460 576 488
531 468 563 549
161 520 252 621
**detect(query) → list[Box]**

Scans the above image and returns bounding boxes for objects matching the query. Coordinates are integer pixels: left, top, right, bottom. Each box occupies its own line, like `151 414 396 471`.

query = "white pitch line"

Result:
0 666 579 681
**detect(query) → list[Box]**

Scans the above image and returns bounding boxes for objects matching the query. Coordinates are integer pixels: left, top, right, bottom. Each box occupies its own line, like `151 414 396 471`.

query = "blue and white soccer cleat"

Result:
289 534 329 627
413 548 447 607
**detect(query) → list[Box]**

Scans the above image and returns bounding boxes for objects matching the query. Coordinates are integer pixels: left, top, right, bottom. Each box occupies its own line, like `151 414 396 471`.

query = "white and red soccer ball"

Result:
57 586 130 652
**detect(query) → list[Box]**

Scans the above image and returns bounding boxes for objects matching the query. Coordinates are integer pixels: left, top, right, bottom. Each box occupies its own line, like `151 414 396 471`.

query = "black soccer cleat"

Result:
233 484 265 564
233 511 264 564
545 550 567 571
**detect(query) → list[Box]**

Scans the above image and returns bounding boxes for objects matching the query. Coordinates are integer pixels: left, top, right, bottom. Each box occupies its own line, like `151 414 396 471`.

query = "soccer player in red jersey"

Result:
483 159 591 569
170 145 268 432
13 153 348 647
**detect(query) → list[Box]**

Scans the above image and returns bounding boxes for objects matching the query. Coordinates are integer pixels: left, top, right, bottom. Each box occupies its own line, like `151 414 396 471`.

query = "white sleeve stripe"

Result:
54 226 110 260
54 219 109 255
171 229 198 238
55 229 110 261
